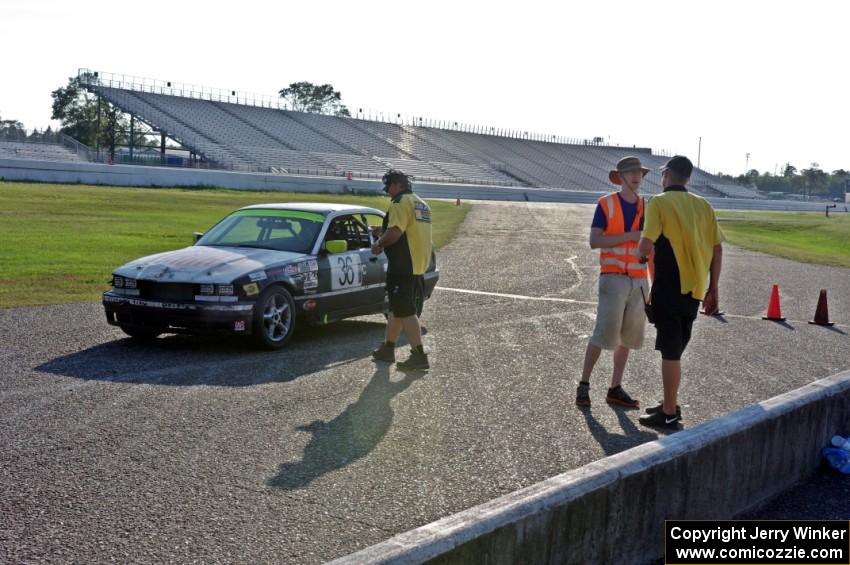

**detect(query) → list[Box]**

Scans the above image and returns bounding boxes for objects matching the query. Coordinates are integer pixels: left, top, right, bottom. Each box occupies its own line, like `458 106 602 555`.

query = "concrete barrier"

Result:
329 370 850 565
0 157 840 211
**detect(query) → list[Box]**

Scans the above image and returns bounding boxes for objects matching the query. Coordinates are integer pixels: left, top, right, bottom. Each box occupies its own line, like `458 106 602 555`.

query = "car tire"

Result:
252 285 297 350
120 326 162 341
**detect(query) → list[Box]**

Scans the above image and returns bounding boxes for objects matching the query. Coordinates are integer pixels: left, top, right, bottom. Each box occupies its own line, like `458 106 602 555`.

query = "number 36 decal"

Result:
331 253 363 290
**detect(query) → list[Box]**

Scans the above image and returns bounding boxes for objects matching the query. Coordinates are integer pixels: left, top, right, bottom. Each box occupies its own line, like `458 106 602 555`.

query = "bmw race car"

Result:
103 203 439 349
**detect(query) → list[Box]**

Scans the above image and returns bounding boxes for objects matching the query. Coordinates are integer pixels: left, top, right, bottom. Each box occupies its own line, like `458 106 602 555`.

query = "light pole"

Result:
745 152 750 174
697 136 702 169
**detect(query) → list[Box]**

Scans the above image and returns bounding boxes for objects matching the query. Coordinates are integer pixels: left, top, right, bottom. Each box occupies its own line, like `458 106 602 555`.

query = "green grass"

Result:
717 210 850 268
0 181 470 308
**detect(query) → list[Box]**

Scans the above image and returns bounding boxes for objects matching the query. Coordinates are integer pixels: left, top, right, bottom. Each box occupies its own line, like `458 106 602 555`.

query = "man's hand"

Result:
371 244 382 256
702 286 720 315
628 230 642 242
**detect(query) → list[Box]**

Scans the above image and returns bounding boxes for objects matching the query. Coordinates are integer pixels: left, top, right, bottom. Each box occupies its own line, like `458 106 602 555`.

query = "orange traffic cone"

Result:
808 289 834 326
762 284 786 321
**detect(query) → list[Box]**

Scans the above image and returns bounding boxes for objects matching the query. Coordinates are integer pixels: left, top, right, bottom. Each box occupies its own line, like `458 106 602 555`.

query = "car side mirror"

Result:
325 240 348 254
193 232 204 243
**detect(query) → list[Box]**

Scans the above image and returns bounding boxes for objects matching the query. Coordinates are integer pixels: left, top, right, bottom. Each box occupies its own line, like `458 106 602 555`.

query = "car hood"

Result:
114 245 307 284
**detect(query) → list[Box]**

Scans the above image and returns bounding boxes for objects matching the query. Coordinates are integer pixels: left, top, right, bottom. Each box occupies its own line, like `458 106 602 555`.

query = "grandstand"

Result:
20 69 762 198
0 133 91 163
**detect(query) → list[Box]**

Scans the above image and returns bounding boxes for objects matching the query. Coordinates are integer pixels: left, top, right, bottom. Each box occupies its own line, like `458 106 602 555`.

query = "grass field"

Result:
0 181 470 308
717 210 850 268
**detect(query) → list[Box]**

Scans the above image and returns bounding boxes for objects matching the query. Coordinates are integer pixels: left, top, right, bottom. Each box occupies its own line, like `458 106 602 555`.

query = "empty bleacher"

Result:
0 140 87 163
88 81 736 196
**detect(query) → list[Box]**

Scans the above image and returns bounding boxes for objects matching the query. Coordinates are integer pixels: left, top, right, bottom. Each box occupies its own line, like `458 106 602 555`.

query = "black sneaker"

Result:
371 343 395 363
575 382 591 407
639 410 682 430
397 350 429 371
606 385 639 408
645 402 682 417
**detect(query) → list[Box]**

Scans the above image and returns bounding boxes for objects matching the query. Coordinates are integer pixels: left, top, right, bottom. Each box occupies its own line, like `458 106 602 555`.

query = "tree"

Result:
51 75 138 152
0 113 25 137
782 163 797 177
800 163 829 197
278 82 350 116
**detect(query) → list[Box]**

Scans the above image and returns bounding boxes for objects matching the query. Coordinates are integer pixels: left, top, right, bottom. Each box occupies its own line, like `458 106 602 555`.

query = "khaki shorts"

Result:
589 274 648 350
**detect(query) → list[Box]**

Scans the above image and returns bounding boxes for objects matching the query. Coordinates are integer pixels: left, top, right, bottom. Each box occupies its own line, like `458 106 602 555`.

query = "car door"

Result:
316 215 381 314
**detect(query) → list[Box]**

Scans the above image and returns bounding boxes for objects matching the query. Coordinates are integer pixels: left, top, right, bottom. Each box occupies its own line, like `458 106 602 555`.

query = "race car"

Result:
102 203 439 349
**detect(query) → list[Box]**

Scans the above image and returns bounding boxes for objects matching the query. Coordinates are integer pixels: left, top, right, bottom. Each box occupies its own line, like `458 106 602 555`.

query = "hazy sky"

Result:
2 0 847 176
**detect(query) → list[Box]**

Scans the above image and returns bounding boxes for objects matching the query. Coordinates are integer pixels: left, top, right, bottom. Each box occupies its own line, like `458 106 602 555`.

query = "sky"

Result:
1 0 847 176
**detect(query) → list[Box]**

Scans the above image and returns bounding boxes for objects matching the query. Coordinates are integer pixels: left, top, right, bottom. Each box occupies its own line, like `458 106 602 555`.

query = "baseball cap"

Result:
660 155 694 178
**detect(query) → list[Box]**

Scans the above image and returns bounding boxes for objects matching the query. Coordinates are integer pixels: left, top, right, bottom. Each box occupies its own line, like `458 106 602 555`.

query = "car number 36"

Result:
331 253 363 289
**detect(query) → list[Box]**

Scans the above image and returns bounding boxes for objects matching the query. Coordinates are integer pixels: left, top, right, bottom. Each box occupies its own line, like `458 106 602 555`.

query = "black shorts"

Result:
386 273 424 318
653 301 699 361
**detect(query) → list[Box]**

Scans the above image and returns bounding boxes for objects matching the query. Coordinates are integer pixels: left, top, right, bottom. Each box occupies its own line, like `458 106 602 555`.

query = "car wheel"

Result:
252 285 297 350
120 326 162 341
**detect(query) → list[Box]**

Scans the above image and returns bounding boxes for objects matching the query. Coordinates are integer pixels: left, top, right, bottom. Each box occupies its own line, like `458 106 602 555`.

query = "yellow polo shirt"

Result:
386 191 432 275
642 189 724 301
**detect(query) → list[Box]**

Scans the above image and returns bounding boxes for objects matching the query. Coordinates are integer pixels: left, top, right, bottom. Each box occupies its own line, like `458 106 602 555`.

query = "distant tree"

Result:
51 75 141 153
278 82 351 116
782 163 797 177
800 163 829 197
0 113 25 136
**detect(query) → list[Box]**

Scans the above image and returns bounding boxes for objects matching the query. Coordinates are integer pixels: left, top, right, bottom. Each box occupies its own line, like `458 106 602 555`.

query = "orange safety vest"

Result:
598 192 647 278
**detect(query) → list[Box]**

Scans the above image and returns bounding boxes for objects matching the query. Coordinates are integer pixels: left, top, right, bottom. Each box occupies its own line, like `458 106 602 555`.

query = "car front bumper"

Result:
103 292 255 335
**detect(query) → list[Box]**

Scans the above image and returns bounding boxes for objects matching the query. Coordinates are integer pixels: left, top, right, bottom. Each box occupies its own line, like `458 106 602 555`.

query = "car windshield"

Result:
197 209 326 253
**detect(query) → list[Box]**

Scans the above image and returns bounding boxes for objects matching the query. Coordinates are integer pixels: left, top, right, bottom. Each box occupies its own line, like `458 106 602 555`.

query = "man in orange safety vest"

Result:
575 156 650 409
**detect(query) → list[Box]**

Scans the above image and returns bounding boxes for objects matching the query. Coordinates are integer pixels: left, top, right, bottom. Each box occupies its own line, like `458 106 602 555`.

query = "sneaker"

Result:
397 350 429 371
645 402 682 417
371 343 395 363
606 385 639 408
639 409 682 430
575 382 591 407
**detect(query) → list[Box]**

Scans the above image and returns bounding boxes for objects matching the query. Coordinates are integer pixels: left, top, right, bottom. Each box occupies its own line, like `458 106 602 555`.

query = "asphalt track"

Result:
2 201 849 564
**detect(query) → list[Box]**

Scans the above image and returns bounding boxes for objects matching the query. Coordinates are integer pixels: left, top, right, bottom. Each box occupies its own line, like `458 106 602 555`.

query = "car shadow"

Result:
580 406 658 456
267 364 425 490
35 318 387 387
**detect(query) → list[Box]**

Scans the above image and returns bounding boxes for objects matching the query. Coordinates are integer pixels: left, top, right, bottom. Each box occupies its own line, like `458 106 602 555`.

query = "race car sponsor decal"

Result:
303 271 319 289
248 271 267 282
285 264 300 276
234 320 246 332
330 252 363 290
243 282 260 296
307 259 319 272
266 267 285 279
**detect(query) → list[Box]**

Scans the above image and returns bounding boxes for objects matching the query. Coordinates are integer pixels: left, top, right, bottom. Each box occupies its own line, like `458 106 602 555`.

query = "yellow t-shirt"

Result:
386 192 432 275
642 189 724 301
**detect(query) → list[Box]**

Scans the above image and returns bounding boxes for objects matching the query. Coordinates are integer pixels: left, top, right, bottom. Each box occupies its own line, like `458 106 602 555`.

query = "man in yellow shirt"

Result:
637 156 724 429
370 169 433 370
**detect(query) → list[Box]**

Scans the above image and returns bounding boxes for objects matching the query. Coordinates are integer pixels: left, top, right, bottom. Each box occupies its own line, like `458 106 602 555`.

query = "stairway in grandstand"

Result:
90 83 754 198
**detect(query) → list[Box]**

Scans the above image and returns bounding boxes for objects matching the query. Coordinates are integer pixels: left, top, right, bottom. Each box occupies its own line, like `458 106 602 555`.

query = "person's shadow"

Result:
580 406 658 456
268 364 425 490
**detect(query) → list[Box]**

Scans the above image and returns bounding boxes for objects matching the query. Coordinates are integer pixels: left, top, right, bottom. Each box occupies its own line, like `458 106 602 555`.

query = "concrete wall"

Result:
330 371 850 565
0 157 840 211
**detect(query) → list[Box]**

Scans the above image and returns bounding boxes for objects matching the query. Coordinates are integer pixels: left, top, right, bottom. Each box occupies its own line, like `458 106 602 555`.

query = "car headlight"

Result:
113 275 124 288
217 284 234 296
124 278 137 289
199 284 215 295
